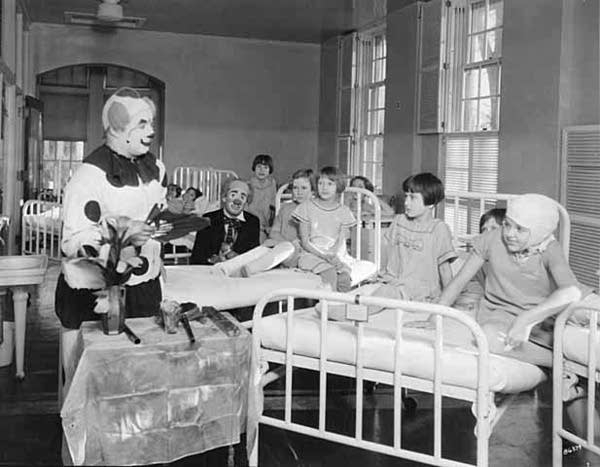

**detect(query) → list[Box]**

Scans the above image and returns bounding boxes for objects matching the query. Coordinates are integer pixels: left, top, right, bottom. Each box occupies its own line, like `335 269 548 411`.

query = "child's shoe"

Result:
563 372 585 402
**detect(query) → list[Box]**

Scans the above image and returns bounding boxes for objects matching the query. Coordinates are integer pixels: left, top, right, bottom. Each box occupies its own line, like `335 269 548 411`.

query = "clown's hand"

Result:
152 220 173 239
503 316 535 351
127 220 156 246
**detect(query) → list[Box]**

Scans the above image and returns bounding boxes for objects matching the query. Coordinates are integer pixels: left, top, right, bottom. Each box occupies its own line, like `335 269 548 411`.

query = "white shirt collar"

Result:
223 210 245 222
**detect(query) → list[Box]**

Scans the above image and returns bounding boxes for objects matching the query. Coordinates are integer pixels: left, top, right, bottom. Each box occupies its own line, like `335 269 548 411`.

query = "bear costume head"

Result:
102 87 156 158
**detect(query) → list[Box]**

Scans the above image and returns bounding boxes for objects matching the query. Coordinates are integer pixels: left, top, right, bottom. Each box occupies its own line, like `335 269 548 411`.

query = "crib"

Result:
552 296 600 465
21 199 63 260
247 190 576 466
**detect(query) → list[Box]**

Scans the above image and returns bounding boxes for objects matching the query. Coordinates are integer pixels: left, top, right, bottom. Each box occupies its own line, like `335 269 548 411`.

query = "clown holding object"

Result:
55 87 206 335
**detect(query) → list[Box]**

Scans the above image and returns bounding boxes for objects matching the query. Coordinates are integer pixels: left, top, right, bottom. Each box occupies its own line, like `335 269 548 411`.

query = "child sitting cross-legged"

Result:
293 166 357 292
214 168 314 277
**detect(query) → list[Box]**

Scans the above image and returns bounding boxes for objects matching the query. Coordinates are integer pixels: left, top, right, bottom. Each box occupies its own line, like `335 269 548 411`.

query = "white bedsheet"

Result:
163 265 324 310
562 325 600 369
24 208 62 232
259 307 546 394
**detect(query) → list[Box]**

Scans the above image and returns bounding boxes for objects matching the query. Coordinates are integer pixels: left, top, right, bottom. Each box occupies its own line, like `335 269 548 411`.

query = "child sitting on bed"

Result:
293 166 357 292
247 154 278 243
348 175 395 217
318 172 456 319
428 193 600 442
214 168 314 277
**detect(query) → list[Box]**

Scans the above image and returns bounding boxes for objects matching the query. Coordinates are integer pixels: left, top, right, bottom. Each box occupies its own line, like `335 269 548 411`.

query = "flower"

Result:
63 215 148 291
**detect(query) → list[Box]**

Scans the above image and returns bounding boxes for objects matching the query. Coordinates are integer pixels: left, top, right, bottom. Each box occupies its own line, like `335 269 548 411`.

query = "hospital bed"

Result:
21 199 63 260
162 186 383 313
247 190 574 467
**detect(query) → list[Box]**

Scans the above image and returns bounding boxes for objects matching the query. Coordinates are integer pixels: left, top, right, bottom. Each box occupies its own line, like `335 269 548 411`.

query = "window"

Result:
338 27 386 191
440 0 503 235
41 140 85 201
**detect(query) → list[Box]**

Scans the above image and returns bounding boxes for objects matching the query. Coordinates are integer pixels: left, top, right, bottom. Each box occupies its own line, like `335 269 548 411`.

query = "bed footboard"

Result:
248 288 494 467
21 200 63 260
553 302 600 465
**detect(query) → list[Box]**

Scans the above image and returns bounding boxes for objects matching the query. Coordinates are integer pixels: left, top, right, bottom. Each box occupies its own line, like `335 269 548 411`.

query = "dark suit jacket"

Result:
190 209 260 265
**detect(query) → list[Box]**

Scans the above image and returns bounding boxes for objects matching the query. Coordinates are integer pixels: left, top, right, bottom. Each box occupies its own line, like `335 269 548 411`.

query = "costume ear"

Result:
106 101 130 132
84 200 101 222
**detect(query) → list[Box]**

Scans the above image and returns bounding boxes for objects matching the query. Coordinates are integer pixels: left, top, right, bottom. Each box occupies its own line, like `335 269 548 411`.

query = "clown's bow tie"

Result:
223 216 242 229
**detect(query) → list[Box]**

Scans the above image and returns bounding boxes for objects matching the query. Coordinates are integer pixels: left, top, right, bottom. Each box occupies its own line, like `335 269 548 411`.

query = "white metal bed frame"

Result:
248 288 494 467
21 199 63 261
552 302 600 465
249 190 575 466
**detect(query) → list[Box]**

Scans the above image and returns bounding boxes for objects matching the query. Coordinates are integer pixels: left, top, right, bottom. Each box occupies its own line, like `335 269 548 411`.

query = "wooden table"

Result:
61 314 250 466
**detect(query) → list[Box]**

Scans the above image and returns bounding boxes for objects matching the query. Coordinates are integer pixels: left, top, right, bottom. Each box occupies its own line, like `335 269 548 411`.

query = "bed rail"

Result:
248 288 493 467
21 199 63 261
172 166 238 203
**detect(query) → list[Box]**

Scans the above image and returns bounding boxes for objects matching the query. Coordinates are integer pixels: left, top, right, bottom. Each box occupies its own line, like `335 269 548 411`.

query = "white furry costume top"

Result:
61 89 167 286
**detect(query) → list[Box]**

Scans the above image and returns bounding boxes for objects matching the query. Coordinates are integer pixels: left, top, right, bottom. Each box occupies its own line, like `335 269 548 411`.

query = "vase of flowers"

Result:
62 216 148 335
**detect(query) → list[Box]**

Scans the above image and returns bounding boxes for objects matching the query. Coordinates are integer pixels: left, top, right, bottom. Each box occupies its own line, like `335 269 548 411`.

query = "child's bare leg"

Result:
480 322 553 367
565 397 600 444
241 242 295 276
319 267 338 290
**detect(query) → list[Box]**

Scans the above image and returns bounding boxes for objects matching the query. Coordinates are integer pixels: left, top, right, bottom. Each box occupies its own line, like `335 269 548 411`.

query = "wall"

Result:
558 0 600 129
30 23 321 182
383 3 419 195
317 36 339 168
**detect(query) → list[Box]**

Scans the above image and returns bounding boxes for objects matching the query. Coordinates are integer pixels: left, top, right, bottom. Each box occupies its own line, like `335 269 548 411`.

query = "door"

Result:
23 96 43 201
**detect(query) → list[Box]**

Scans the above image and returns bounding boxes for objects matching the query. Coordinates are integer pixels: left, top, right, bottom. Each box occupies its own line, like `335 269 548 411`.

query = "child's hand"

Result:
503 316 535 351
262 238 278 248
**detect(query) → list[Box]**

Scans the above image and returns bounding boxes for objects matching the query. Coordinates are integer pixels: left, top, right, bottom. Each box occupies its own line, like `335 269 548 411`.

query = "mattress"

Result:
163 265 324 310
258 306 546 394
562 325 600 369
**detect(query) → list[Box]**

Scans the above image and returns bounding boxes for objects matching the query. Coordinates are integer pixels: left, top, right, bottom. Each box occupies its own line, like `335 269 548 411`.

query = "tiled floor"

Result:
0 263 598 466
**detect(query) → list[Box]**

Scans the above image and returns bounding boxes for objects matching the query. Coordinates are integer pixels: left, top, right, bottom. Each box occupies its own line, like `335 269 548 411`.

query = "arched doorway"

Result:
27 64 164 202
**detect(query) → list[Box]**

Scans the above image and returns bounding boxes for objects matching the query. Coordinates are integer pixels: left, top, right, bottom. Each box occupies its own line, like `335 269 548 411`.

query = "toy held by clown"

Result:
55 87 175 330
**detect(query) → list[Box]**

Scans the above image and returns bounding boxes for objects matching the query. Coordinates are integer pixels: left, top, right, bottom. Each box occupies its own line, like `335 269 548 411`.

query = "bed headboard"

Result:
275 185 382 271
444 191 570 256
172 166 238 204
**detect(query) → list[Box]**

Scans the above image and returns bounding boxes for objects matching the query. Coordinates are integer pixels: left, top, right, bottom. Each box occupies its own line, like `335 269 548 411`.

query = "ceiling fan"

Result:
64 0 146 29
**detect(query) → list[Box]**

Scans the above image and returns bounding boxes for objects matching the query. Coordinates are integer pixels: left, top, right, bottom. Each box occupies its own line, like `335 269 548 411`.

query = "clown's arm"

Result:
61 164 106 258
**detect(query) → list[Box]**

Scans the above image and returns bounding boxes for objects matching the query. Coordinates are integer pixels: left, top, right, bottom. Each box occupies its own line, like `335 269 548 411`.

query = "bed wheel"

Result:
403 396 417 414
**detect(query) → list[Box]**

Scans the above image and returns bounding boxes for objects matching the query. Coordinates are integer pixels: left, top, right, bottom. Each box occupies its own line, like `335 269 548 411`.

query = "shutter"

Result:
443 133 498 236
416 0 442 134
561 125 600 288
337 33 356 173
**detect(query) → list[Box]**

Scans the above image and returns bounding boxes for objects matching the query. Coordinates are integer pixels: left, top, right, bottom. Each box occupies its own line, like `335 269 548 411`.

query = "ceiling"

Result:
22 0 415 43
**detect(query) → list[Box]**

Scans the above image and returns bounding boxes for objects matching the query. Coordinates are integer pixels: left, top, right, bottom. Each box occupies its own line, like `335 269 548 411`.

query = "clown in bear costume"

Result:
55 87 168 330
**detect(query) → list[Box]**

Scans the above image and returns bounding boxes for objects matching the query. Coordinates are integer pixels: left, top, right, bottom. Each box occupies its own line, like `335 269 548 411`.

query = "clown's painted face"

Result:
223 180 250 217
103 95 156 158
124 108 155 156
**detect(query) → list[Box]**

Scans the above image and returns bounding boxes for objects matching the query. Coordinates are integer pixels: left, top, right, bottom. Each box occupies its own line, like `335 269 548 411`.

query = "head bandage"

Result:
506 193 559 247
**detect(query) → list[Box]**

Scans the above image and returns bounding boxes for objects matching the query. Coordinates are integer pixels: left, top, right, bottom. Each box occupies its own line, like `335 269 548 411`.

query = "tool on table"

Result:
179 303 240 337
180 314 195 344
123 324 141 344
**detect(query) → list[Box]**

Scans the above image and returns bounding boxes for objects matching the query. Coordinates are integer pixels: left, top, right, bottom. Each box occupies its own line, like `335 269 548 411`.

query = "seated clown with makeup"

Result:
190 178 260 265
